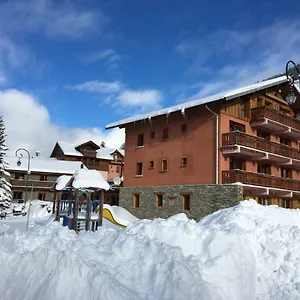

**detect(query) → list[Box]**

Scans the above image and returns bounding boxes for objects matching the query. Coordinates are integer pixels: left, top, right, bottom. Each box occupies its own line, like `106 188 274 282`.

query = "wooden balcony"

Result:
80 150 97 157
222 170 300 191
222 131 300 166
251 106 300 139
11 179 54 189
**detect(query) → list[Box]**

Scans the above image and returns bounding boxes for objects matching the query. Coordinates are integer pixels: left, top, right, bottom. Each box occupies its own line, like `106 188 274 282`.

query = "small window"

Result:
149 160 154 169
137 133 144 147
182 194 191 210
280 137 291 146
15 173 25 180
150 131 155 139
155 193 163 207
229 121 245 132
133 194 140 208
40 175 48 181
229 158 245 170
116 166 121 173
257 163 271 175
136 162 143 176
181 124 187 133
38 192 46 201
169 197 176 206
181 157 187 167
161 159 168 172
257 131 270 141
162 128 168 140
281 168 292 178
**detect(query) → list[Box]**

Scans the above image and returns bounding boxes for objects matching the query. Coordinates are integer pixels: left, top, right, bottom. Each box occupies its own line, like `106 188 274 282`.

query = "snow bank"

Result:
1 200 300 299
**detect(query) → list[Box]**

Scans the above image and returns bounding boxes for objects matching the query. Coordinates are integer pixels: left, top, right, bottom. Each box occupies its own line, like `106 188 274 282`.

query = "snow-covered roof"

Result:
5 156 86 175
96 147 125 160
66 169 110 190
51 175 72 191
57 141 83 157
105 75 289 129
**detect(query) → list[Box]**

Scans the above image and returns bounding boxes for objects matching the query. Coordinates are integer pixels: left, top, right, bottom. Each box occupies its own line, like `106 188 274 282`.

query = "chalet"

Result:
105 75 300 220
50 141 125 205
6 154 84 202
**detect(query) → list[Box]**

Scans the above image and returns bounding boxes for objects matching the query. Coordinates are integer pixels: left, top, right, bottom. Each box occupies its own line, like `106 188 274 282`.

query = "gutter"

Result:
205 105 219 184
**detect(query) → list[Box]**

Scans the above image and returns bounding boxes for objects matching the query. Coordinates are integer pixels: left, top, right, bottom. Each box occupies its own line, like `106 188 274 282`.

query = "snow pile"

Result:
29 200 53 219
1 200 300 299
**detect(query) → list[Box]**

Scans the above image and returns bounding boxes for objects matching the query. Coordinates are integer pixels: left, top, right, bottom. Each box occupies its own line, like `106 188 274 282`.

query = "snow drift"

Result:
0 200 300 299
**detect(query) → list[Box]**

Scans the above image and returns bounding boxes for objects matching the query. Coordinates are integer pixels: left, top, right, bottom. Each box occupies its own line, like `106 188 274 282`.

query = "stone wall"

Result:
120 184 243 221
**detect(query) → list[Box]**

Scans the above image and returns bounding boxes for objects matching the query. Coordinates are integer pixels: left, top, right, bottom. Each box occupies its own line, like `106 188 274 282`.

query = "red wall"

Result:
123 105 216 186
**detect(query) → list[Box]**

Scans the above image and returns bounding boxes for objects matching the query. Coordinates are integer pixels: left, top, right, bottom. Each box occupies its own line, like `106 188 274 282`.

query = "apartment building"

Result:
105 75 300 220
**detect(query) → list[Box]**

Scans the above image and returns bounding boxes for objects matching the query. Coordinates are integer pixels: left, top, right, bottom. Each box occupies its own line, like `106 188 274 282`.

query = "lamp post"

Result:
15 148 31 205
285 60 300 105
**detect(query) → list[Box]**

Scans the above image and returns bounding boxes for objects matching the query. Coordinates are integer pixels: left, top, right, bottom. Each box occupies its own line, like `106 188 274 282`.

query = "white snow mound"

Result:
0 200 300 299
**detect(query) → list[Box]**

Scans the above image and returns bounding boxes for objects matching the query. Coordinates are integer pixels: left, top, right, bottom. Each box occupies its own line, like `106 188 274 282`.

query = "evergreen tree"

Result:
0 116 12 208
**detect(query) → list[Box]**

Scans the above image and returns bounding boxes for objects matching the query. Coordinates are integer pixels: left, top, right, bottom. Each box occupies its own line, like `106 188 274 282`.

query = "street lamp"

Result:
15 148 31 205
285 60 300 105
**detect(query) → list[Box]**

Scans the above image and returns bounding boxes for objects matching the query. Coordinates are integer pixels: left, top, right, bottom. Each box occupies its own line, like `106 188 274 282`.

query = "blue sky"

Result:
0 0 300 154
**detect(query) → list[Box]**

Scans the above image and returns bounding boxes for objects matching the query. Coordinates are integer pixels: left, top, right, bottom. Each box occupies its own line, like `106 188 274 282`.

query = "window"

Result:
229 158 245 170
149 160 154 169
229 121 245 132
283 200 291 208
161 159 168 172
116 166 121 173
38 192 46 201
162 128 168 140
257 163 271 175
150 131 155 139
281 168 292 178
240 97 250 118
280 137 291 146
181 124 187 133
257 131 270 141
15 173 25 180
169 197 176 206
258 198 269 206
133 194 140 208
40 175 48 181
137 133 144 147
181 157 187 167
13 191 23 200
136 162 143 176
155 193 163 206
182 194 191 210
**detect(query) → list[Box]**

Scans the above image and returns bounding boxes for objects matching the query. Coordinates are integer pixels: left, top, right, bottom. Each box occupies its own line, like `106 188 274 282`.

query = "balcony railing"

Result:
251 106 300 131
80 150 97 157
222 131 300 160
222 170 300 191
11 179 54 188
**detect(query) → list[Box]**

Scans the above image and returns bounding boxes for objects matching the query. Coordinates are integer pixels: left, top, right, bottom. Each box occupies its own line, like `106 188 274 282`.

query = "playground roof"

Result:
51 175 72 191
65 169 110 190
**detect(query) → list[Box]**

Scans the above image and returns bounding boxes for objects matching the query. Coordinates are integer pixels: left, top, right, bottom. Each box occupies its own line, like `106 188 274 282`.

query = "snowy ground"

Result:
1 200 300 299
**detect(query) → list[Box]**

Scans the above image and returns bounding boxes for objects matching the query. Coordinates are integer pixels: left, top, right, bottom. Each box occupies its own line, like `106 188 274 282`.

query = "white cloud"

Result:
117 89 162 109
67 81 122 93
0 0 107 38
176 19 300 99
83 49 122 71
0 89 125 156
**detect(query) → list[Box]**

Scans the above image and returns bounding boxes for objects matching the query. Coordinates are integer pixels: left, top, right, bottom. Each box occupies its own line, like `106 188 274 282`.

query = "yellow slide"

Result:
102 208 126 228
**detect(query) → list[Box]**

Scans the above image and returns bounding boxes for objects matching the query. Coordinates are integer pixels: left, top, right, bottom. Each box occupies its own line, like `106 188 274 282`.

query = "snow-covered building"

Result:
106 75 300 220
50 141 125 205
6 155 85 202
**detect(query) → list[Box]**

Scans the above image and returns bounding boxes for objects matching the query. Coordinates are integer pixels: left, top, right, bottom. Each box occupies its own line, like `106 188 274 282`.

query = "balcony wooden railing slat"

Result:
222 131 300 160
222 170 300 190
251 106 300 131
11 179 54 188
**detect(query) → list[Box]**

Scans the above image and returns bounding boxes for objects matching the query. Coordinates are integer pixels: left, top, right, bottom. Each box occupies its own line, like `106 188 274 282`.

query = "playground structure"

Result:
51 170 110 232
